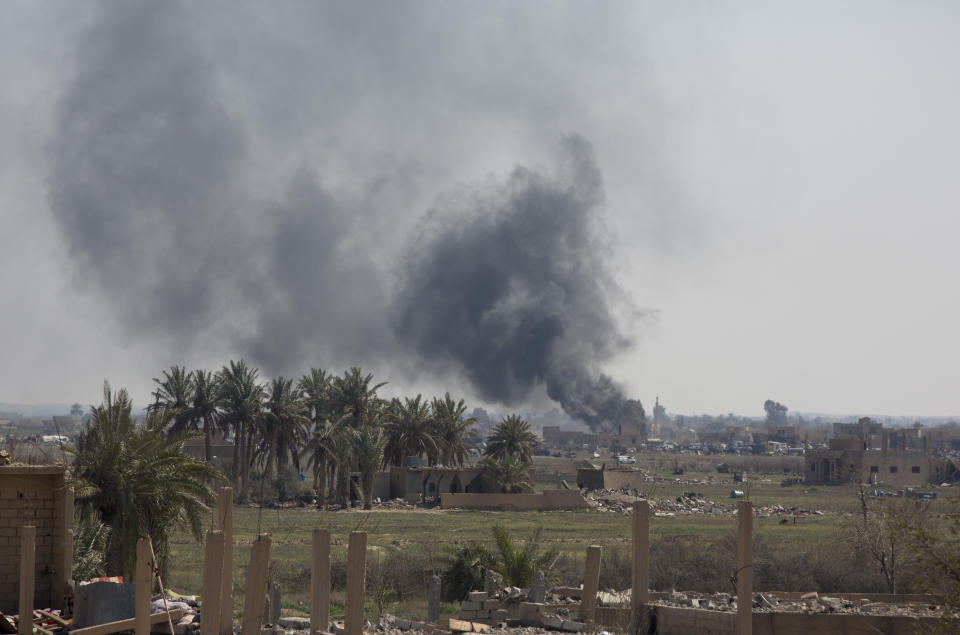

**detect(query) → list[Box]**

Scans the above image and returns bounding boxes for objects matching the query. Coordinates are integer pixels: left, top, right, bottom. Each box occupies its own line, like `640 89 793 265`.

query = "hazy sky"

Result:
2 1 959 418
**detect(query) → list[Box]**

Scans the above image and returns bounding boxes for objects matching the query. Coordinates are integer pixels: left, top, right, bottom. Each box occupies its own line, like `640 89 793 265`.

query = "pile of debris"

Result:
581 488 831 518
644 590 952 619
0 608 72 635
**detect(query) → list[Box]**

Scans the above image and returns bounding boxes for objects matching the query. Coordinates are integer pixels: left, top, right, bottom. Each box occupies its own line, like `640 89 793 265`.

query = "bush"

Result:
441 543 495 602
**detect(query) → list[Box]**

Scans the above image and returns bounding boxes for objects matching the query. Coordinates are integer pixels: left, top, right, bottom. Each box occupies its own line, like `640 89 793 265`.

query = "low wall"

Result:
439 490 588 511
764 591 938 604
594 606 948 635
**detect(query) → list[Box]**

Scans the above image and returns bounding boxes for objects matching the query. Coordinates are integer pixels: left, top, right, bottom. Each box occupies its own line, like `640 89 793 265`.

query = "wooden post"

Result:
135 538 152 635
631 501 650 627
345 531 367 635
311 529 330 635
202 531 225 635
579 545 602 622
241 535 271 635
18 525 36 635
737 501 753 635
217 487 234 635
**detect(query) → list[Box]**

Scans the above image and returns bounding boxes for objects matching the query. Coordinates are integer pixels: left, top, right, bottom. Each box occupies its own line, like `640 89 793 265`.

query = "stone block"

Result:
468 591 488 601
540 615 563 629
278 616 311 629
460 601 481 611
560 620 585 632
73 581 136 628
481 600 500 610
490 610 508 621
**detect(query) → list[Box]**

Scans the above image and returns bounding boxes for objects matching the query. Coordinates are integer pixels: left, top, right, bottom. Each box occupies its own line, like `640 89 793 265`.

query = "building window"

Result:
912 466 921 474
870 466 878 473
889 466 898 473
811 463 815 471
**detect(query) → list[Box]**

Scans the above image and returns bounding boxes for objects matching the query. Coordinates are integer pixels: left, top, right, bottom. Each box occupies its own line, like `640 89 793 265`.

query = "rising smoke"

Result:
392 136 645 432
48 1 645 432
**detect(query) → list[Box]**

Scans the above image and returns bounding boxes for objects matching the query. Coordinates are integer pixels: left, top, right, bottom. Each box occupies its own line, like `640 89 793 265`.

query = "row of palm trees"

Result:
148 361 520 508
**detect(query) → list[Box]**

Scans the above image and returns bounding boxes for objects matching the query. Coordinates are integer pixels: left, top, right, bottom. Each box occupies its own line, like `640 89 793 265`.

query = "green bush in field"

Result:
442 543 496 602
490 524 558 588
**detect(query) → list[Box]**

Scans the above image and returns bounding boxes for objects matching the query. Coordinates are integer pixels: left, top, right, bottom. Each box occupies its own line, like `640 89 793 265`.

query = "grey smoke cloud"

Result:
46 0 646 429
392 136 644 432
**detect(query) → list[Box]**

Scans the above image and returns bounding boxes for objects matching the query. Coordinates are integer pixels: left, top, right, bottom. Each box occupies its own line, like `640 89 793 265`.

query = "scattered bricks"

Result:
819 596 842 612
468 591 488 602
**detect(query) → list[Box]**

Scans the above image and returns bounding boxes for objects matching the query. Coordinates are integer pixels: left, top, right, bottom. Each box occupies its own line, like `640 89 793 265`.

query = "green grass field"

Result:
166 454 910 621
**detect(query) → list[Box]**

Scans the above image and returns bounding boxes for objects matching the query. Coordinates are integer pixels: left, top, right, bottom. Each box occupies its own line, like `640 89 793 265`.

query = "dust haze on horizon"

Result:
2 1 959 419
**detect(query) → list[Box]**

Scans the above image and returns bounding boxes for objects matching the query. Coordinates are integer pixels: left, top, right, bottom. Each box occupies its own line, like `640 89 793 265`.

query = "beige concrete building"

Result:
805 420 960 486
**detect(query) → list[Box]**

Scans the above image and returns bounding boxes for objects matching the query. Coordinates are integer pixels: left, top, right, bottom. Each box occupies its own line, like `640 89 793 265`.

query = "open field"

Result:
165 453 949 621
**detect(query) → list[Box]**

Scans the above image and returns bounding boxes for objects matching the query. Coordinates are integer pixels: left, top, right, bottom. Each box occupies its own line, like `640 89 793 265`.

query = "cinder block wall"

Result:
0 466 72 612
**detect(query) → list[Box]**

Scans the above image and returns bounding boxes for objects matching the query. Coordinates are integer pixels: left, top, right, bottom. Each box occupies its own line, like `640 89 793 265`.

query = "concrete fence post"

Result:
241 535 272 635
345 531 367 635
311 529 331 635
579 545 602 622
135 538 152 635
202 531 225 635
427 574 440 624
18 525 36 635
217 487 234 635
737 501 753 635
631 500 650 630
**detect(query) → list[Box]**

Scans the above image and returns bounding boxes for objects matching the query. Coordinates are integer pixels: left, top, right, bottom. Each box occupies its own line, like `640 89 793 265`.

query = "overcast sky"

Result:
2 1 959 419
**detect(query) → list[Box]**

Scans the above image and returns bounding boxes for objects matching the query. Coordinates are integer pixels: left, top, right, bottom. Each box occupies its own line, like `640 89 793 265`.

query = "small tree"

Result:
848 482 914 594
900 495 960 631
442 543 496 602
490 524 558 588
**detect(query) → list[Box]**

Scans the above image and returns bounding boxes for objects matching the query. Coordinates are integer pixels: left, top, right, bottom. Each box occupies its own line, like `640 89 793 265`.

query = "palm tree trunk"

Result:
363 470 374 510
203 416 212 463
232 421 243 499
316 459 327 508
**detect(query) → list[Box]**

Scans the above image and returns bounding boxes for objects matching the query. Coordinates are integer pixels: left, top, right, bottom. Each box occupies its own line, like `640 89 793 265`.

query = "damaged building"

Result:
804 418 960 486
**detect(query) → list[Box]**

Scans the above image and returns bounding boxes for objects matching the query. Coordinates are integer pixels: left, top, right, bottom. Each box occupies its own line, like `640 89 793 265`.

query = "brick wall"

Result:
0 466 72 613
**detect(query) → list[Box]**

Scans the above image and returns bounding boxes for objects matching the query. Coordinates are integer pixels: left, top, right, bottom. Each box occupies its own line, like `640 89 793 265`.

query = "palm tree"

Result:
489 524 558 587
298 368 331 426
259 377 310 484
217 360 265 502
483 414 537 464
478 454 532 493
71 382 224 578
304 423 336 507
326 420 355 507
149 366 194 435
183 370 221 462
328 367 386 429
430 393 477 467
351 416 387 510
385 395 436 467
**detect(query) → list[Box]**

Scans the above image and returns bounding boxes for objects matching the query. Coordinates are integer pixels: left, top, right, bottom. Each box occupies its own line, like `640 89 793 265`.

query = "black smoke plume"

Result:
48 2 645 431
392 136 645 432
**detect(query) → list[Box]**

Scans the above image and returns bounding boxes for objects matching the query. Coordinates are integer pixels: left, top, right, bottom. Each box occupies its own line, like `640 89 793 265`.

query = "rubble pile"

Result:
581 488 829 518
641 590 952 619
